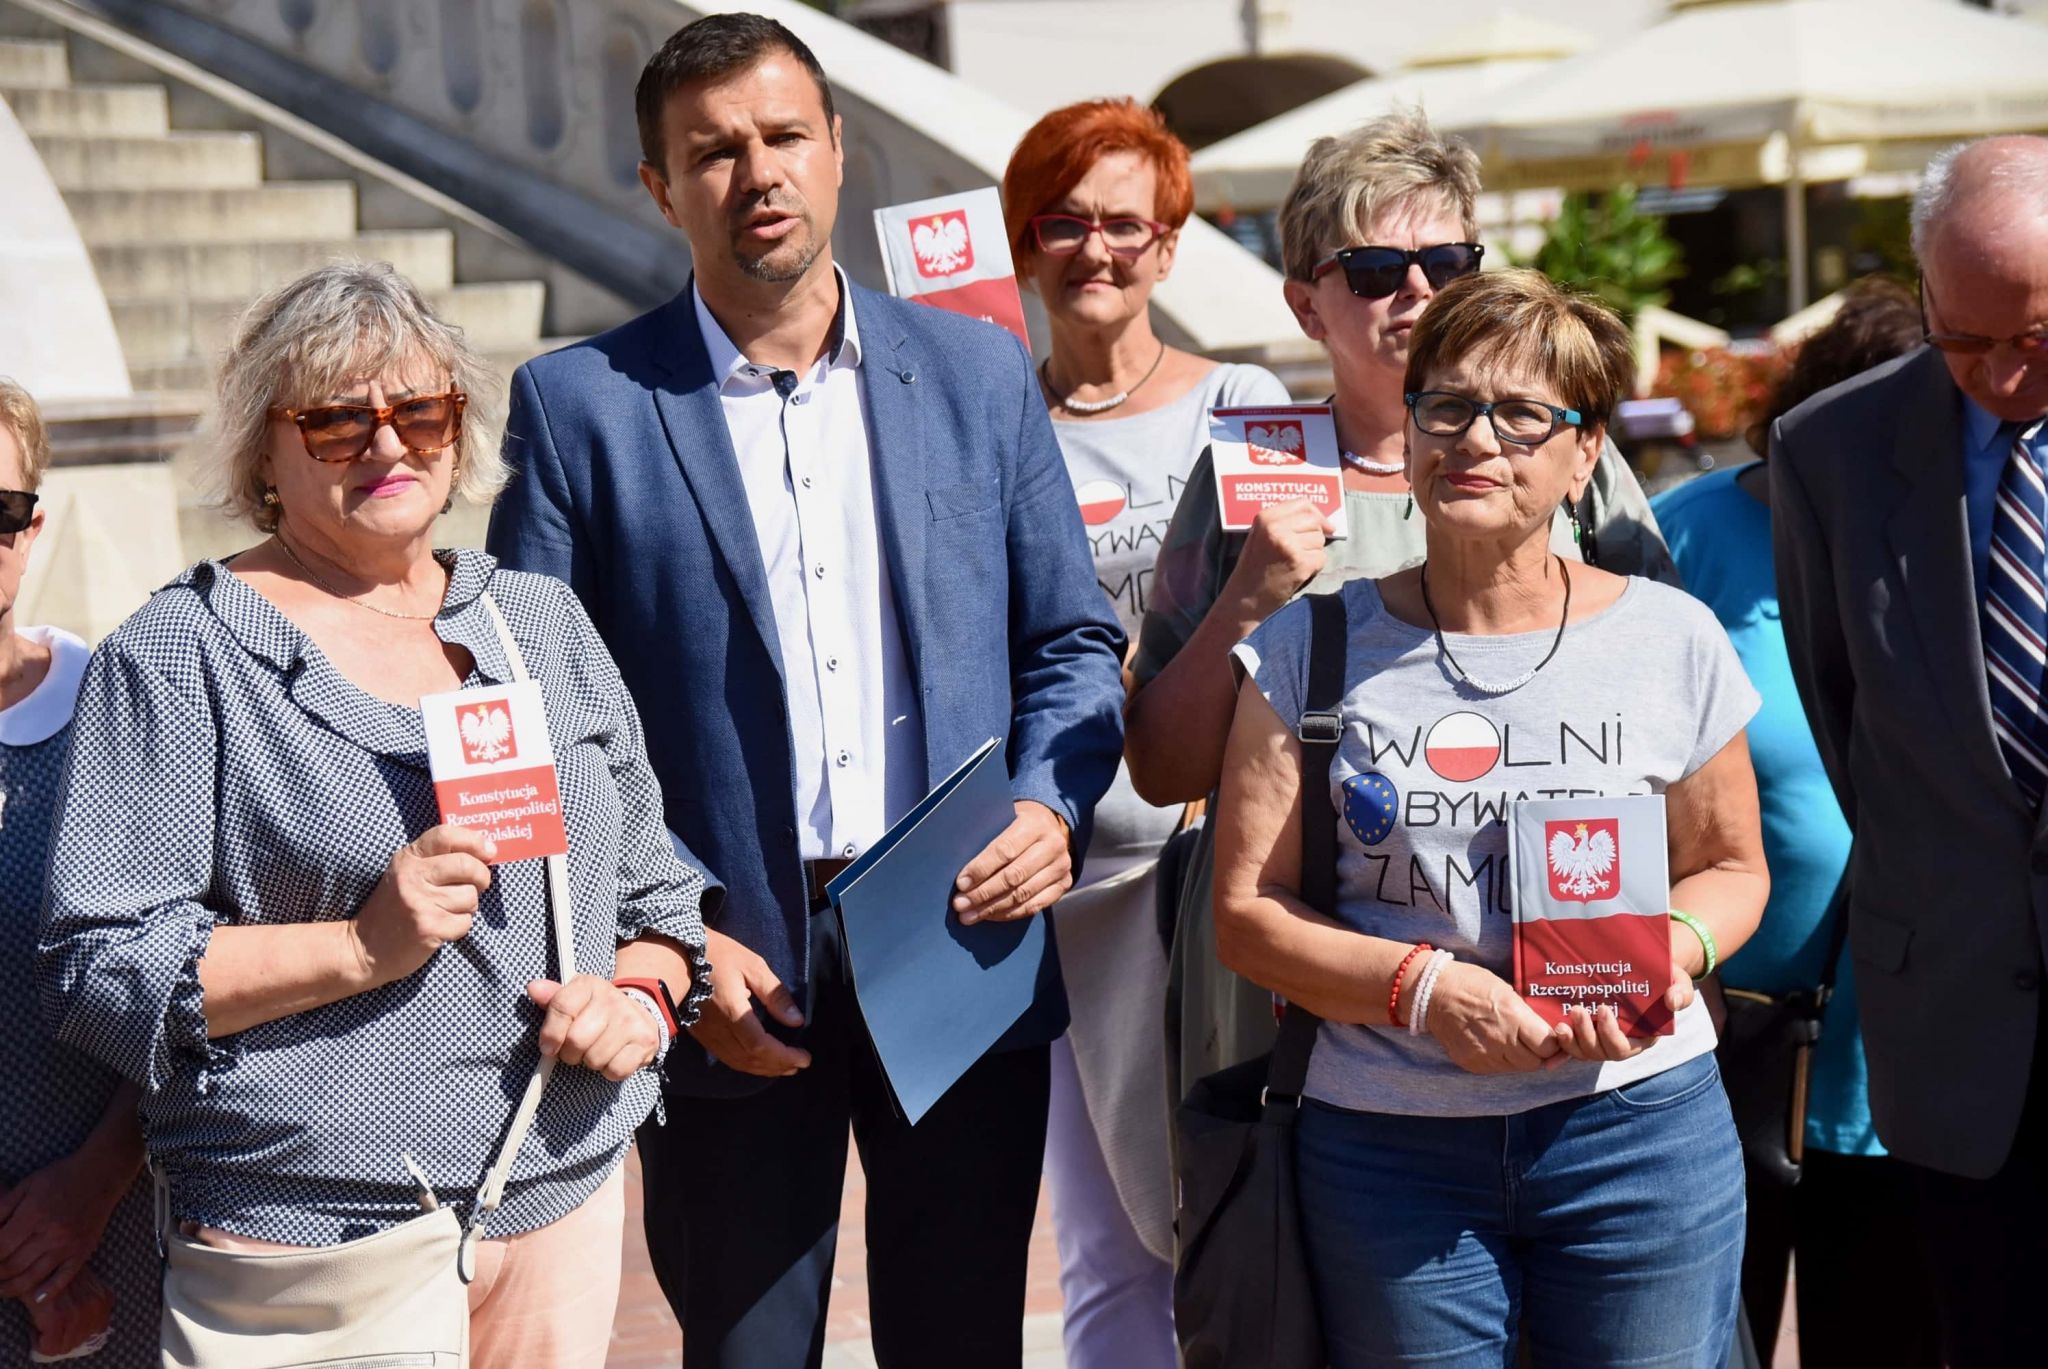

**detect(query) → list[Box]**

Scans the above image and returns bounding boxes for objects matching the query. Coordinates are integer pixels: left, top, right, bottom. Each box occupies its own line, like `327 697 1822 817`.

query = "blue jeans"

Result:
1296 1051 1744 1369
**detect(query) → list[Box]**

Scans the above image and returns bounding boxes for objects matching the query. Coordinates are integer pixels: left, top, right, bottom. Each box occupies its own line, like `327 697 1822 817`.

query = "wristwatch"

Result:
613 977 682 1042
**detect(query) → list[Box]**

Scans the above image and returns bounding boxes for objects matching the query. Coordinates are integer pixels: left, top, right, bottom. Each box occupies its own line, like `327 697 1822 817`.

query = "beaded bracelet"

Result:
1670 908 1718 979
1389 942 1433 1027
1408 949 1455 1037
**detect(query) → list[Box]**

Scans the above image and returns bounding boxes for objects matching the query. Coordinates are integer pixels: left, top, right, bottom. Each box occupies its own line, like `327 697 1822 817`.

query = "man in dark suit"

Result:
486 13 1125 1366
1774 134 2048 1364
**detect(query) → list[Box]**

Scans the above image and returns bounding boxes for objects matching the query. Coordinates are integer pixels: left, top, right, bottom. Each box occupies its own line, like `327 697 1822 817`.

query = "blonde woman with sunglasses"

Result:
36 263 714 1367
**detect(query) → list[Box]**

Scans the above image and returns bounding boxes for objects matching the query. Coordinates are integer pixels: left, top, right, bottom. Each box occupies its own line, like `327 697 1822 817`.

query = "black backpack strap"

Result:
1267 591 1345 1100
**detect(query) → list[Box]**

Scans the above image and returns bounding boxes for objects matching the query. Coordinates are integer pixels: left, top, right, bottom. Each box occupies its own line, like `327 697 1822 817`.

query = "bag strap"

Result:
465 593 577 1252
1267 591 1345 1101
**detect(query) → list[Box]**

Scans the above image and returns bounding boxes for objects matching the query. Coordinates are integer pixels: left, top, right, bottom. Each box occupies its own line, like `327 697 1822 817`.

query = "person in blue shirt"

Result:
1652 277 1939 1368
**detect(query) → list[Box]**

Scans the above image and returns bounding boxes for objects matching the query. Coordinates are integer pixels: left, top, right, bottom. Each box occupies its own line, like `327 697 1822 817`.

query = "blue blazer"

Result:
486 281 1127 1097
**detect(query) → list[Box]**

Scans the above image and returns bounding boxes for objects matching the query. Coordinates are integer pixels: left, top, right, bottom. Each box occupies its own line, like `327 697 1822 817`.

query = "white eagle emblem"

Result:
910 212 972 277
1547 821 1617 900
458 704 515 764
1246 421 1306 464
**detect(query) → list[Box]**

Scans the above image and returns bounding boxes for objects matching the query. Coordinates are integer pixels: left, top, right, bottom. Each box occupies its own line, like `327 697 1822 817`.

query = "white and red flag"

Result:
874 187 1030 353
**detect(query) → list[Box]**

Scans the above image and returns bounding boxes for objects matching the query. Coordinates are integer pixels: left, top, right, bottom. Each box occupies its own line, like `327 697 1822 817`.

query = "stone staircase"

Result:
0 31 551 397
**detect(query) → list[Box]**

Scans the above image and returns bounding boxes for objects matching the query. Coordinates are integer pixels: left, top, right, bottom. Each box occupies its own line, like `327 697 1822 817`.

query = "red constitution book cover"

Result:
1509 795 1673 1037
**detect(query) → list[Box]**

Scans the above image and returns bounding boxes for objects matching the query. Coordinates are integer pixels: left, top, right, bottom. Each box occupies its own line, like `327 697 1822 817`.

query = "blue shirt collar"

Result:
1962 392 2048 461
1962 392 2010 458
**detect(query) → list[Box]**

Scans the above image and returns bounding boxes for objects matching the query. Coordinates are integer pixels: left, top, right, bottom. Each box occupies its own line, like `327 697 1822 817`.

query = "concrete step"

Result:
63 182 358 245
112 282 548 365
0 38 68 88
89 230 458 301
0 82 167 136
31 130 264 190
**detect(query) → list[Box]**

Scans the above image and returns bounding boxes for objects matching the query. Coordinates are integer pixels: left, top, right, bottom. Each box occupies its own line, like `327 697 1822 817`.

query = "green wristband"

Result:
1670 908 1717 979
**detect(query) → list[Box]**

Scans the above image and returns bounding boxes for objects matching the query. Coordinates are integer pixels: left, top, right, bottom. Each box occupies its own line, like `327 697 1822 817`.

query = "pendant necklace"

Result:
276 534 444 621
1341 449 1405 476
1043 339 1166 415
1419 555 1572 695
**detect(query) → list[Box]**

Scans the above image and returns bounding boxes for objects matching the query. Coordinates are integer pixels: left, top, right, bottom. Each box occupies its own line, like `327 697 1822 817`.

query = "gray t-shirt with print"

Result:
1232 575 1760 1116
1055 361 1291 879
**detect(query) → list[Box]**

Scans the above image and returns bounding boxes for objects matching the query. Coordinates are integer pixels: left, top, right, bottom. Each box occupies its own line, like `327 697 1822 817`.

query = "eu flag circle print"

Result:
1343 772 1399 845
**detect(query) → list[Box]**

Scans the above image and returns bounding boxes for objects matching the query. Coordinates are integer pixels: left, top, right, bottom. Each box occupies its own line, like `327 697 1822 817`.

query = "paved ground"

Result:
606 1145 1068 1368
606 1143 1801 1369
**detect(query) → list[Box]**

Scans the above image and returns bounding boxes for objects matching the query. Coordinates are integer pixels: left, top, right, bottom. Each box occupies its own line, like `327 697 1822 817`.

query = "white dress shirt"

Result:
693 273 925 862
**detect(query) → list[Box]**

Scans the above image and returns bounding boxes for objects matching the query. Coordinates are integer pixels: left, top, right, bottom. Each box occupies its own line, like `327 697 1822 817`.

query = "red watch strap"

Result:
613 978 679 1038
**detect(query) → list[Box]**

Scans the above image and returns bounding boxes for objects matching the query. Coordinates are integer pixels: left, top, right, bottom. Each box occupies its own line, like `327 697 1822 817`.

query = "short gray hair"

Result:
1911 134 2048 262
1277 105 1482 282
0 377 50 491
204 260 505 533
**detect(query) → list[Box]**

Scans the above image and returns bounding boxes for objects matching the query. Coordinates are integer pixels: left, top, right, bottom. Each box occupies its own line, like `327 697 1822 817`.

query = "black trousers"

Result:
1902 998 2048 1369
1739 1150 1938 1368
637 900 1052 1369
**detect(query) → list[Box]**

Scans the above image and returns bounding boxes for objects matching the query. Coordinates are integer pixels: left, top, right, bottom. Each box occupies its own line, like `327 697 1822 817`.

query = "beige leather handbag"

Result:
160 595 575 1369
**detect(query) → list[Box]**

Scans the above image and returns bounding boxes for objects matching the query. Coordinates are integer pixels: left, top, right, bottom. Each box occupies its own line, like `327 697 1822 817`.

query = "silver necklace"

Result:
275 534 444 621
1042 340 1166 415
1341 449 1405 476
1419 555 1572 695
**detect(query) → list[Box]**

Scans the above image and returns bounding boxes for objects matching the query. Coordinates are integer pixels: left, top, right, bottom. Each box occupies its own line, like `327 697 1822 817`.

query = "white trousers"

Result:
1045 1035 1178 1369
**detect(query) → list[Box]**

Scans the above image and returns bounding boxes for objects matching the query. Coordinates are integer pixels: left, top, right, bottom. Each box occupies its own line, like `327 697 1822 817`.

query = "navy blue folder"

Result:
826 737 1046 1123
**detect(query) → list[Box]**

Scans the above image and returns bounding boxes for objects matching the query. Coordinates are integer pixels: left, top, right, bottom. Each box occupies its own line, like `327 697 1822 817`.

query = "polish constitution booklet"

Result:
1508 795 1674 1037
1208 404 1349 538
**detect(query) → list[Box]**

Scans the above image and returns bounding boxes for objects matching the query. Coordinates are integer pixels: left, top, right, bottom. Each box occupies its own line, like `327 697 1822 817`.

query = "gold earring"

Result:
261 487 280 507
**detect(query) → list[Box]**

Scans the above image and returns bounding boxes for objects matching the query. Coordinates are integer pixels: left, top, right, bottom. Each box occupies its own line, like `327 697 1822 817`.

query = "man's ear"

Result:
638 160 682 229
832 114 845 186
1283 276 1326 343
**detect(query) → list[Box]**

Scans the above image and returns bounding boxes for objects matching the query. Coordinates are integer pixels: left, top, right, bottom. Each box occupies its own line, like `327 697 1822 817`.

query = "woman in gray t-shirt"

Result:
1216 270 1765 1366
1002 98 1289 1369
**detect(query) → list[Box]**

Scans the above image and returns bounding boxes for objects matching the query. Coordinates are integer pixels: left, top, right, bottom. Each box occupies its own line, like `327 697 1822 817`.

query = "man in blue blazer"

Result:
486 13 1124 1368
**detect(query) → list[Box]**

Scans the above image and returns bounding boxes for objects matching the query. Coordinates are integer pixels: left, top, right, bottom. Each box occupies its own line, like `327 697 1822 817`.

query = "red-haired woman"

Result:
1003 99 1287 1369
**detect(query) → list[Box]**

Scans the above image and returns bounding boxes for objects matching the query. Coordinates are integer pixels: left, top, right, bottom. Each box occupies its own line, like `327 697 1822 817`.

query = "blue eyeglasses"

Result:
1405 390 1583 447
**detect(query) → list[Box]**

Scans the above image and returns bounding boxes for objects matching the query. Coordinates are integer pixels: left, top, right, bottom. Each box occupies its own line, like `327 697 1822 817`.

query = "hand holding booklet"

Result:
826 738 1053 1124
1208 403 1349 537
421 681 568 864
1508 795 1674 1037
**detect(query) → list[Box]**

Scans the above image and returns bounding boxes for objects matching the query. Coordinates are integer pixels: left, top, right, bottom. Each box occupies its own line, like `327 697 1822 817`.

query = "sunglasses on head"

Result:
1028 213 1170 260
272 391 467 464
1313 243 1484 299
0 489 37 535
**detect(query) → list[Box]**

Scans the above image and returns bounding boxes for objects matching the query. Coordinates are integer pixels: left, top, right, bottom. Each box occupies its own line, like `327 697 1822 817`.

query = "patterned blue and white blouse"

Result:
37 550 714 1245
4 626 157 1366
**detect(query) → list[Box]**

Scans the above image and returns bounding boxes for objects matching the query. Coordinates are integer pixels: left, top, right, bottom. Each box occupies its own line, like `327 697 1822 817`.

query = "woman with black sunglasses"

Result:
35 264 713 1366
1127 109 1680 1103
0 379 156 1365
999 98 1289 1369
